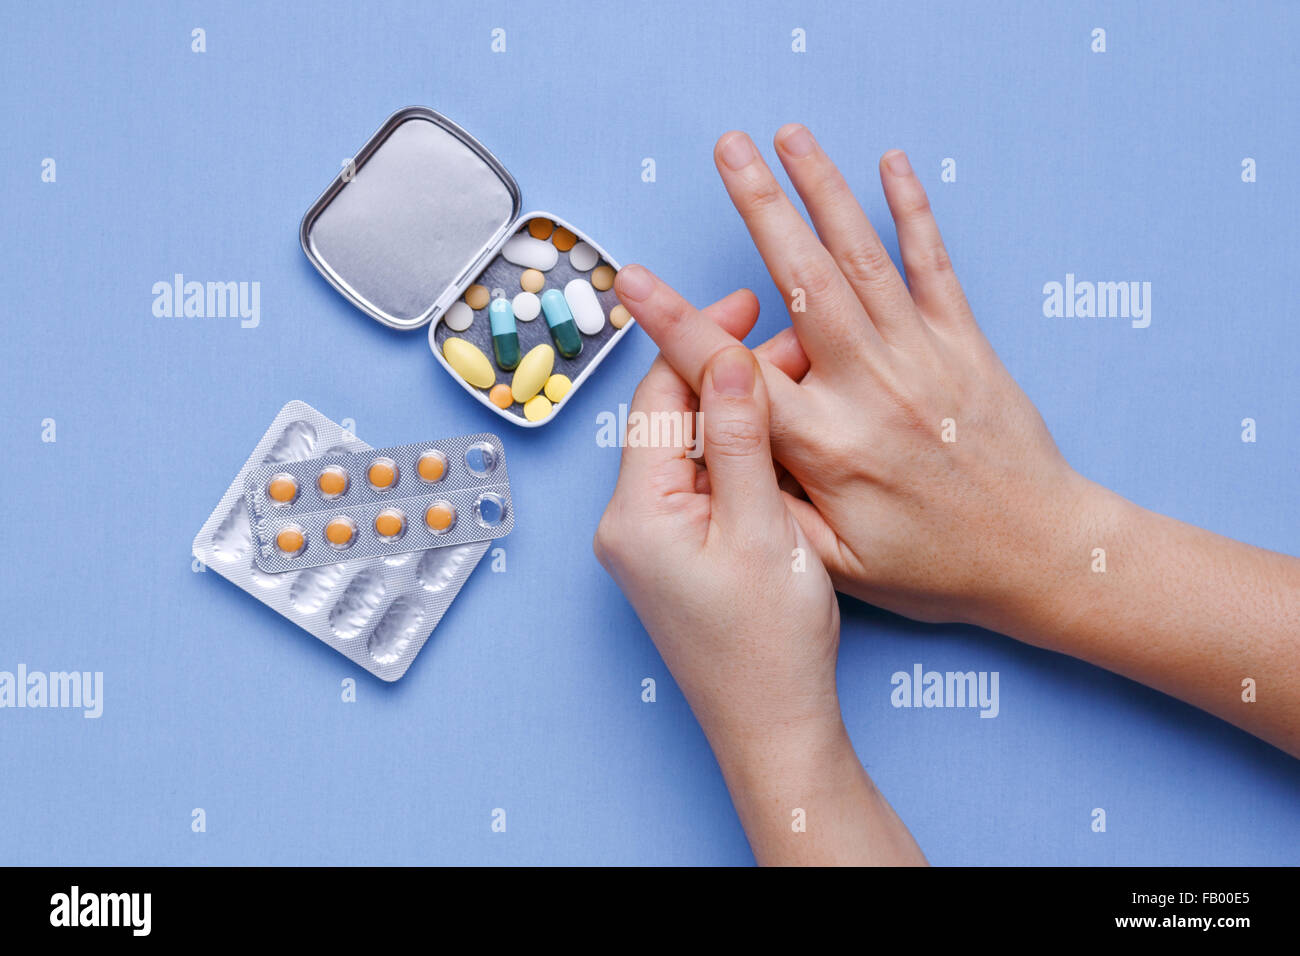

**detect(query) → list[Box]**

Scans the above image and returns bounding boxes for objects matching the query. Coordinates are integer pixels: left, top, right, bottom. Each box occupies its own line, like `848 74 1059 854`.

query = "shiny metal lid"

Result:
301 107 522 331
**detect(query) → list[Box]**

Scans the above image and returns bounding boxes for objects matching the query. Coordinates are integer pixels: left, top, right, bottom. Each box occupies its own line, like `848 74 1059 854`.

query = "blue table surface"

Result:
2 1 1297 865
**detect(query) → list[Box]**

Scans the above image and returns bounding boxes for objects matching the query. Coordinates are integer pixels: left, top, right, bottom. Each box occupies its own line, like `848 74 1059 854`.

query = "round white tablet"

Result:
568 242 598 271
512 291 541 322
444 301 474 331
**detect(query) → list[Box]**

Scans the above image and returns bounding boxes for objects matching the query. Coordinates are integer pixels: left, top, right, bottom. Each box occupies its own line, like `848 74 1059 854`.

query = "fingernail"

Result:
617 264 655 301
709 347 756 397
779 124 816 157
884 150 912 176
719 133 756 171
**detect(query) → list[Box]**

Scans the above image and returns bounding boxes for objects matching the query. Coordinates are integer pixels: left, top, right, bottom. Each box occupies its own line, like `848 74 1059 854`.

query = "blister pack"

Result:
191 401 494 681
243 435 513 573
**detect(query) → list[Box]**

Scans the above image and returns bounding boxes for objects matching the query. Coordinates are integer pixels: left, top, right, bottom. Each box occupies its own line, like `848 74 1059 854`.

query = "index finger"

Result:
614 263 746 396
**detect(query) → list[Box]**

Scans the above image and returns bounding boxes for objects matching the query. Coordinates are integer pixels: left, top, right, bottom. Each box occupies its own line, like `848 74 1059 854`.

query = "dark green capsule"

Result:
541 289 583 359
489 298 520 371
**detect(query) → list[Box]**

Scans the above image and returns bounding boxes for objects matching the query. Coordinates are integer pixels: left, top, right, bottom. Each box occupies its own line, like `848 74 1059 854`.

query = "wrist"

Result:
965 469 1126 644
706 703 853 795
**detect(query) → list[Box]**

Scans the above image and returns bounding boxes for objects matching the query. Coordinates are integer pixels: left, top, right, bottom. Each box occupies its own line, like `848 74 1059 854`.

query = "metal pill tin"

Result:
301 106 635 427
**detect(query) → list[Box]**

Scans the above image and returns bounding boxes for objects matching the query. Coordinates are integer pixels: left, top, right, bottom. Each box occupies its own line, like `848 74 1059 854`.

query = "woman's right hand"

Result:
615 125 1098 633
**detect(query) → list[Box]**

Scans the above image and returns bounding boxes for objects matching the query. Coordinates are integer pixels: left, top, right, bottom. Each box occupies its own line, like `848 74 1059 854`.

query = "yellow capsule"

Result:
523 394 553 422
543 373 571 403
511 343 554 403
443 337 496 389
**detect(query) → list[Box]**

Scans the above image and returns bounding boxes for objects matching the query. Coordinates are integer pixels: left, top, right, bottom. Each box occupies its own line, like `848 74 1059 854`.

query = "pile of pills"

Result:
439 218 630 422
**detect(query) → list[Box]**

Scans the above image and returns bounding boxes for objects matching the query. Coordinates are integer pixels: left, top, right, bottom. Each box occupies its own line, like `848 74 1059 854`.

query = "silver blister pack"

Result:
243 434 513 572
191 400 491 681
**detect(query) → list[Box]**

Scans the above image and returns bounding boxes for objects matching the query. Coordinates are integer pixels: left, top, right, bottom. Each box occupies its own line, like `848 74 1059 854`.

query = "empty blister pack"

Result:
243 434 513 572
191 401 492 681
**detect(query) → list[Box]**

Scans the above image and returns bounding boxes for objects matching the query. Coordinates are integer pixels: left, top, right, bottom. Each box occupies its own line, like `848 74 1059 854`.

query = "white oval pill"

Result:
564 278 605 335
568 242 598 271
502 235 558 271
444 301 474 332
512 291 541 321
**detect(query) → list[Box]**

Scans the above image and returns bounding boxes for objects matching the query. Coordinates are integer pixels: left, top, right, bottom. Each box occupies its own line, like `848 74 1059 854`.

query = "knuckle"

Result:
656 294 692 331
745 175 787 214
591 514 622 568
786 254 839 301
837 241 895 291
897 187 933 220
705 414 766 458
905 238 953 277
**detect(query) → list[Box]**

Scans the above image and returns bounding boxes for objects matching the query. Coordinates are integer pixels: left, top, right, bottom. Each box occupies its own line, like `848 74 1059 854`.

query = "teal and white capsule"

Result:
541 288 583 359
488 297 521 371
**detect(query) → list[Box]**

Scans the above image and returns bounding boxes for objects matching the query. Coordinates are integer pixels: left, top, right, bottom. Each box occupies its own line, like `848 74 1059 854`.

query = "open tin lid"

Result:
300 107 522 331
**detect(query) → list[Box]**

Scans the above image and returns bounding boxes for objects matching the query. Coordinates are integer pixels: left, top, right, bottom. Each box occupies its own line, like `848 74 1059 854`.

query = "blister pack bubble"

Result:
243 434 513 572
191 401 492 681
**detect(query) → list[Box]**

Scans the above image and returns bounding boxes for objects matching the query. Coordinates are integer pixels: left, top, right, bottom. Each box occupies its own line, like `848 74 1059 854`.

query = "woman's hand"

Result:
593 290 842 749
594 289 926 865
616 125 1093 632
614 124 1300 759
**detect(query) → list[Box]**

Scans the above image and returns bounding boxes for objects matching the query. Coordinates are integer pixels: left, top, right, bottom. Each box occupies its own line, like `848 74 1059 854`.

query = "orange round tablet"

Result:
325 516 356 547
374 509 405 538
551 227 577 251
268 474 297 503
317 466 348 498
465 284 490 310
489 384 513 409
519 269 545 293
367 458 397 490
527 218 554 240
425 501 456 533
275 526 305 555
417 451 446 483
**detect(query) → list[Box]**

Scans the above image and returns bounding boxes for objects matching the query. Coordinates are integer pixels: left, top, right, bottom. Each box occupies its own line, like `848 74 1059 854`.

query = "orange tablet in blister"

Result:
425 501 456 533
267 473 298 504
324 516 356 548
275 525 306 555
317 465 349 498
416 450 447 483
367 458 398 490
551 227 577 251
374 508 405 539
527 218 554 240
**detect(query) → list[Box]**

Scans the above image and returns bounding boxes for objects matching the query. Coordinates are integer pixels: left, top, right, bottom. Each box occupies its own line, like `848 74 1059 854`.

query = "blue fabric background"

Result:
2 0 1296 864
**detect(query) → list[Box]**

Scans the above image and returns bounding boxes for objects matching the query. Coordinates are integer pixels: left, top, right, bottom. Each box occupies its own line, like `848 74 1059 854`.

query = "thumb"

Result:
699 346 784 533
